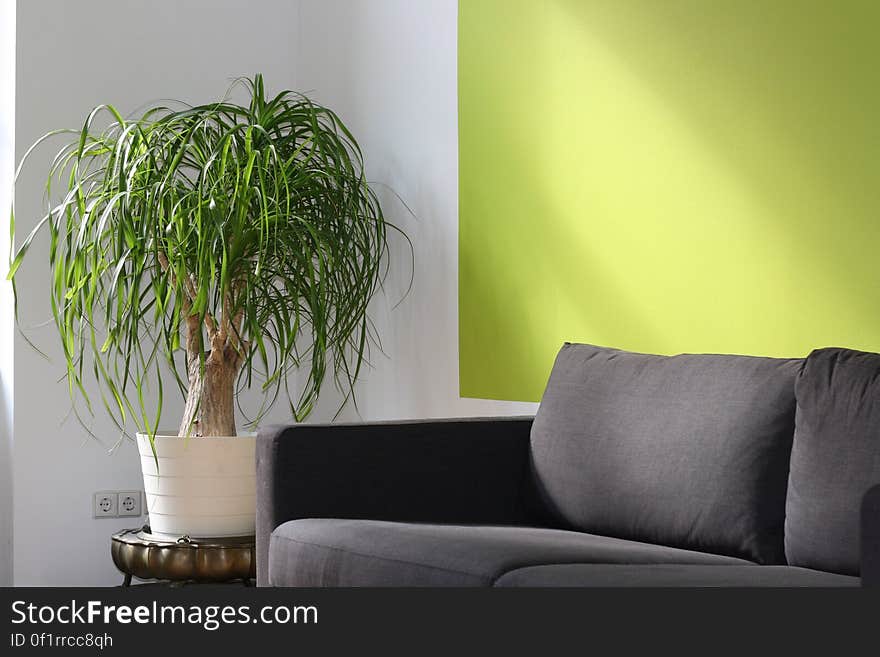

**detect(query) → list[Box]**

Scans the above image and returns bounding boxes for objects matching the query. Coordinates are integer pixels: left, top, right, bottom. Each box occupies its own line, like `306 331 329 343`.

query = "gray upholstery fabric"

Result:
268 519 750 587
862 484 880 587
530 343 801 564
786 348 880 575
493 564 859 587
256 417 536 586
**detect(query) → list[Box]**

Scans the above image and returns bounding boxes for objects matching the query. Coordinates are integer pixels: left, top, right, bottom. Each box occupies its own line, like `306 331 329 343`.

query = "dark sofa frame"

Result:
256 416 880 587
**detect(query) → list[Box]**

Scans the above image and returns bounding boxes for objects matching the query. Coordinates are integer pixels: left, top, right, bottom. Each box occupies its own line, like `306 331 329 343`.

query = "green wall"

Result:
459 0 880 402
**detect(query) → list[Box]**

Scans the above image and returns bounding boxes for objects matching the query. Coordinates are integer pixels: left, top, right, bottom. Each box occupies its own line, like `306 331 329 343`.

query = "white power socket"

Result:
93 490 143 518
93 491 118 518
117 491 142 517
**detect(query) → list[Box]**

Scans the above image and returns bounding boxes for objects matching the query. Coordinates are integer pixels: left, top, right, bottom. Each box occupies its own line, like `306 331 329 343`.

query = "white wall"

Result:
13 0 298 586
0 0 16 587
12 0 537 585
295 0 537 422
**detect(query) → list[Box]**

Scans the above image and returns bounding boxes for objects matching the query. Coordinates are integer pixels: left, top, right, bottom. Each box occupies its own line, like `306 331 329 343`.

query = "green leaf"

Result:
8 75 411 436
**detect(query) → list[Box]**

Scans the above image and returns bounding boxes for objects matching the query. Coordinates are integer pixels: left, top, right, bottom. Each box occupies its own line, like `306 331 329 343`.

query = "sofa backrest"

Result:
530 343 801 564
785 347 880 576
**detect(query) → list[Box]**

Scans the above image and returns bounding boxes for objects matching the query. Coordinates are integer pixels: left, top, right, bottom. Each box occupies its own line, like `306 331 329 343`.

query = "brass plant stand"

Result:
111 526 256 587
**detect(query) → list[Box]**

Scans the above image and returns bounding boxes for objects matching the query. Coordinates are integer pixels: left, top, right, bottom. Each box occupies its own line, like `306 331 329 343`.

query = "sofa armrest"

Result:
256 416 535 585
862 483 880 587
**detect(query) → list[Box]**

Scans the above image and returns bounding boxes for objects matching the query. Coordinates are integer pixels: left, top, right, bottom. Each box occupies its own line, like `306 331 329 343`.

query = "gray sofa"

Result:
257 343 880 587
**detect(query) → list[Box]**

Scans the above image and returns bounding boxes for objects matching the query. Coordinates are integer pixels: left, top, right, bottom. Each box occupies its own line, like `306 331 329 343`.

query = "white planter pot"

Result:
136 432 256 538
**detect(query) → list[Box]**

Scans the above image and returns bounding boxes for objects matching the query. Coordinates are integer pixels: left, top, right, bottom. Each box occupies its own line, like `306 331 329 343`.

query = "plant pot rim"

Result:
136 431 256 441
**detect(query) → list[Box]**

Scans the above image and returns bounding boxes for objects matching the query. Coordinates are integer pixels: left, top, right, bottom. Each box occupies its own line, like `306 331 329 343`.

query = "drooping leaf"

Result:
8 75 411 438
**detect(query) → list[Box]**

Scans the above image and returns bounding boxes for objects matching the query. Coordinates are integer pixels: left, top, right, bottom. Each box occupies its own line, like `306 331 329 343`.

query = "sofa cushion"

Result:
267 519 751 587
493 564 859 587
530 343 801 564
785 347 880 575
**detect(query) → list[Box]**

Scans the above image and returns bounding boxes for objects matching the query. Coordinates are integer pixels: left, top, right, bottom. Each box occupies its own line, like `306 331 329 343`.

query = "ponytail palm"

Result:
9 74 401 438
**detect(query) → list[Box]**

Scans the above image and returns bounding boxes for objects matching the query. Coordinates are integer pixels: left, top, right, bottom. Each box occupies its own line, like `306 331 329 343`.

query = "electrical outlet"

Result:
117 491 142 517
93 491 118 518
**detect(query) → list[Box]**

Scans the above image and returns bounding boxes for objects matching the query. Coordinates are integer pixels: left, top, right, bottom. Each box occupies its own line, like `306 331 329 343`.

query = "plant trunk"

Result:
179 344 240 437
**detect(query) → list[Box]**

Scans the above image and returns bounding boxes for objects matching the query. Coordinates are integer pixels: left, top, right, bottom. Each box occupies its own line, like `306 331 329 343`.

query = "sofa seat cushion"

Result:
531 343 801 564
268 519 751 587
493 564 859 587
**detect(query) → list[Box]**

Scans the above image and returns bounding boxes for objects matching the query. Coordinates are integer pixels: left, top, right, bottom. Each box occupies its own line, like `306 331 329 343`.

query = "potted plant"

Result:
9 75 406 537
